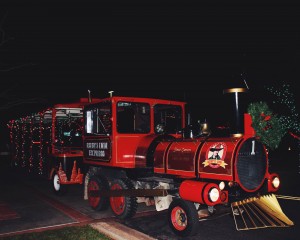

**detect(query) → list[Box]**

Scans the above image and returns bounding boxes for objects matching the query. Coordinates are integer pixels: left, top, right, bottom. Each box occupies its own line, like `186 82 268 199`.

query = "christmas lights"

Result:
8 110 83 176
266 83 300 173
266 83 300 137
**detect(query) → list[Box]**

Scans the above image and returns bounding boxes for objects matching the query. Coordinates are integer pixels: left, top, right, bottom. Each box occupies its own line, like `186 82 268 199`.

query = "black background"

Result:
1 0 299 142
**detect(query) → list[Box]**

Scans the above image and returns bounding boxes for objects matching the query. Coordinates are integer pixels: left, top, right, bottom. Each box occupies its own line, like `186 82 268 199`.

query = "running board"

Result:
231 194 294 231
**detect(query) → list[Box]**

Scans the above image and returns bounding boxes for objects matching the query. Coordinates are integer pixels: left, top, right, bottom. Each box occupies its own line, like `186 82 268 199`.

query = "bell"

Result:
200 120 211 136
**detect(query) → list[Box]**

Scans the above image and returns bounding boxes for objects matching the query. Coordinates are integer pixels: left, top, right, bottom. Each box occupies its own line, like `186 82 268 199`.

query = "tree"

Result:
247 101 287 151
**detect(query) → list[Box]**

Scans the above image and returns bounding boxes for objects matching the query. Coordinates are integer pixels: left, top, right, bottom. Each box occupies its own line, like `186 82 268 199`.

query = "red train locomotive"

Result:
81 93 282 236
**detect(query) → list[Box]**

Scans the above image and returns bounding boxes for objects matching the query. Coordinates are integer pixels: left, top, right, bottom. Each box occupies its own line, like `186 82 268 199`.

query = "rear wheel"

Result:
110 178 137 219
168 199 199 237
88 175 109 211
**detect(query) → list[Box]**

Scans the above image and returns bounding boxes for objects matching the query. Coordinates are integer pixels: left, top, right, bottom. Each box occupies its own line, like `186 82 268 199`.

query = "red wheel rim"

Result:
171 206 187 231
110 183 125 215
88 180 100 208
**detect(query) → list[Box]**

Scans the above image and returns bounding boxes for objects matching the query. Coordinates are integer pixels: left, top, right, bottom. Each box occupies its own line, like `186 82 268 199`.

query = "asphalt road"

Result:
119 169 300 240
121 197 299 240
0 158 299 240
121 168 300 240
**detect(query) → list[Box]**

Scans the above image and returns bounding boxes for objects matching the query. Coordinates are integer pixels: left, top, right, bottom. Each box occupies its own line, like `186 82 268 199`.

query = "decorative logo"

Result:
203 142 228 169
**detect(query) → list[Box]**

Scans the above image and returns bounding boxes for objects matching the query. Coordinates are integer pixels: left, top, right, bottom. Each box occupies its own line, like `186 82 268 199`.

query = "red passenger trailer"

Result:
8 98 100 194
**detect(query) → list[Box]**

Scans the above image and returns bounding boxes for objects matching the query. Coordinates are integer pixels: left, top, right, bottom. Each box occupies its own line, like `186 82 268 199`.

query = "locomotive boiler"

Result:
82 91 290 237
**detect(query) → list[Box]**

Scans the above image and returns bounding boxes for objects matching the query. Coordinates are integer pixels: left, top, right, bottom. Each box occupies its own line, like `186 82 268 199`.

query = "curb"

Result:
90 220 157 240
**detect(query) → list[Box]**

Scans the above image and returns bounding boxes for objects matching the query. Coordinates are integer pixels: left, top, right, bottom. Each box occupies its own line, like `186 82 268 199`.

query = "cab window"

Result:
85 101 112 135
154 104 182 134
117 102 150 134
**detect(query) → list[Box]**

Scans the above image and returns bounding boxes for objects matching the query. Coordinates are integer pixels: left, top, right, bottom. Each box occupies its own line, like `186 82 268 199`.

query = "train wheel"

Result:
51 172 67 196
109 178 137 219
168 199 199 237
88 175 109 211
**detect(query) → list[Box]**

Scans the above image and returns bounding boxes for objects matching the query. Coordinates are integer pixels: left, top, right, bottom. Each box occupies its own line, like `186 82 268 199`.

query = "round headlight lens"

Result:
209 188 220 202
219 181 225 190
272 177 280 188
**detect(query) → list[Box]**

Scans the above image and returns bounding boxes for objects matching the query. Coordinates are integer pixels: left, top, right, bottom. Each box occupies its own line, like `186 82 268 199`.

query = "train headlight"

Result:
228 181 234 187
208 188 220 202
219 181 225 190
272 176 280 188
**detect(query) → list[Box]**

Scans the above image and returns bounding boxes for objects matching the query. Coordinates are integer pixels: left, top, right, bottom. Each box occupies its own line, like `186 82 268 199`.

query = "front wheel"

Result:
51 172 67 196
109 178 137 219
168 199 199 237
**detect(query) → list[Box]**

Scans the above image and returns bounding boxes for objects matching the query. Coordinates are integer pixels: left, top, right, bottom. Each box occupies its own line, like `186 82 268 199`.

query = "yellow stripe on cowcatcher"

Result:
231 194 294 231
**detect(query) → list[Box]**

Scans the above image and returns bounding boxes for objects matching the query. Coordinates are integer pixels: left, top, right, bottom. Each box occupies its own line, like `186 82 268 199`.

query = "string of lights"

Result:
8 109 83 176
266 83 300 174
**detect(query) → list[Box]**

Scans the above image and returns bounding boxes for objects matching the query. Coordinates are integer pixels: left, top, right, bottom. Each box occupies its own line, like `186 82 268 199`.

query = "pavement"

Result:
0 158 157 239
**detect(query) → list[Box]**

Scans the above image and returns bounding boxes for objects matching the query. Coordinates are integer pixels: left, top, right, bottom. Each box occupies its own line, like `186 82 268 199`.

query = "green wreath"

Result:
247 101 287 150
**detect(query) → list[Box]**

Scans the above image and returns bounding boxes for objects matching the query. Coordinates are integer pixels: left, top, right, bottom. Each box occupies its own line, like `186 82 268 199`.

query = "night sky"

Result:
1 1 299 139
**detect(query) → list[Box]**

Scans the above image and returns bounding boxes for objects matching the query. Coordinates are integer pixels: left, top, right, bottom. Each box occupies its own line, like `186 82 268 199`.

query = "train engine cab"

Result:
83 96 185 168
